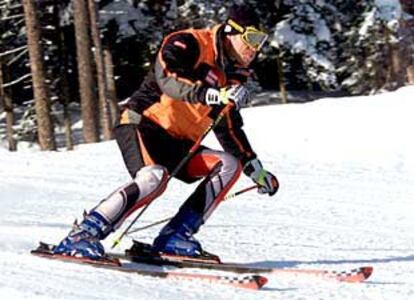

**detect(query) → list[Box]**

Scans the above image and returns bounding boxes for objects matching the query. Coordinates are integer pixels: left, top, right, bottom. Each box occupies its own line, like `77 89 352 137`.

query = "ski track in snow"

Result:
1 87 414 299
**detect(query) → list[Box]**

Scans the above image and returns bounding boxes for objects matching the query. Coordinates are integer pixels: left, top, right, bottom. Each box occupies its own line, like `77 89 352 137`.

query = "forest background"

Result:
0 0 413 151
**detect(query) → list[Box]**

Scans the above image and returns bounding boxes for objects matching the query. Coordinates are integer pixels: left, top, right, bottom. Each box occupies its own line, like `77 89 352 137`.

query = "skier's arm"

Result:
154 33 207 103
214 110 279 196
213 109 256 166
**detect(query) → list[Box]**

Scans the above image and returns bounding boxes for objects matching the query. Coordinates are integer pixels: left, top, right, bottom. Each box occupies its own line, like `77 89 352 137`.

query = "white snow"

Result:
1 87 414 299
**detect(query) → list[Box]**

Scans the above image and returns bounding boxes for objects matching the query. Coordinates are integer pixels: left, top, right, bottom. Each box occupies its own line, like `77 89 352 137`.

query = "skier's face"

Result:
227 33 258 67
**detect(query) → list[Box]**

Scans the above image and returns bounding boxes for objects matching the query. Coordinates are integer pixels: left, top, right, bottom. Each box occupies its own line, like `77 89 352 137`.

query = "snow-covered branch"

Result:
0 46 28 58
6 48 28 66
1 73 31 89
1 13 24 21
0 3 22 10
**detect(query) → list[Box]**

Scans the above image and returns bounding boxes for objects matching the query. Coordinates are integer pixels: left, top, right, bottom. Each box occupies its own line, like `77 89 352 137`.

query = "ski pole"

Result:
126 184 259 235
111 103 234 249
221 184 258 200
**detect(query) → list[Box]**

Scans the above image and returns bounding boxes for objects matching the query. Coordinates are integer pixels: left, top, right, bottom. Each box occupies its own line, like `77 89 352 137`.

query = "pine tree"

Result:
73 0 99 143
22 0 56 150
0 62 17 151
103 48 119 126
338 1 402 93
53 1 74 150
1 0 31 148
276 2 335 90
400 0 414 84
0 2 19 151
88 0 112 140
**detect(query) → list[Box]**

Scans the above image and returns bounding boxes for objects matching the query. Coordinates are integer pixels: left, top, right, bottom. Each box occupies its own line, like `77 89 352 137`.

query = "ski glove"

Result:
244 158 279 196
205 85 250 110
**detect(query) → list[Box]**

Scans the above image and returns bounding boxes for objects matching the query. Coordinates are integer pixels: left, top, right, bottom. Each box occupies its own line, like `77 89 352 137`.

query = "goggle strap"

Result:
227 19 245 33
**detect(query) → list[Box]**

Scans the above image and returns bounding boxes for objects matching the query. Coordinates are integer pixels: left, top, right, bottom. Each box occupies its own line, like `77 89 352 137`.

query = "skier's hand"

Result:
204 85 250 110
244 158 279 196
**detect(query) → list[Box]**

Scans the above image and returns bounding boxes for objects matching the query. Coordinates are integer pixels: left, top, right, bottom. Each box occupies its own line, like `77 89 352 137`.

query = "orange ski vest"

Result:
143 26 227 141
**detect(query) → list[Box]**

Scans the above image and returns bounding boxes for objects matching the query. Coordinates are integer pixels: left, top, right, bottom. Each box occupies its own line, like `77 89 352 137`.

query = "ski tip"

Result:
337 266 374 283
231 275 268 290
255 275 269 288
361 266 374 280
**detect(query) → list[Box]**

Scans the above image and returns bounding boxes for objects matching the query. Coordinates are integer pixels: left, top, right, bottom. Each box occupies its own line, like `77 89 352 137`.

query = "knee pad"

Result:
133 165 168 199
218 152 242 178
94 165 168 228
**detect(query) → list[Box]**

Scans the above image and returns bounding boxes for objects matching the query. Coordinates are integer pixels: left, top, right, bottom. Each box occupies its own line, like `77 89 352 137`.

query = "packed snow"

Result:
1 87 413 299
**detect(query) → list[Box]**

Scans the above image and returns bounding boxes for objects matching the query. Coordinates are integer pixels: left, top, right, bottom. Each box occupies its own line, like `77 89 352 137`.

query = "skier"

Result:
54 5 279 260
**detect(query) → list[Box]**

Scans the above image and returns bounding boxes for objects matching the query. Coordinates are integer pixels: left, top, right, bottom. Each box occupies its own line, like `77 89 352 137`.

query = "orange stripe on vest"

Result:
143 26 227 141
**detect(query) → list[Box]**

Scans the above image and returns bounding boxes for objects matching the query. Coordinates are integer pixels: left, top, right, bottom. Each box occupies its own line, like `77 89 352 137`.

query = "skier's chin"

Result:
234 52 255 67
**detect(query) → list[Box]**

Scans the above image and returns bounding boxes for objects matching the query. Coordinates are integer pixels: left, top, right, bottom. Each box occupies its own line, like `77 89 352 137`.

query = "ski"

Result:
31 242 268 290
109 240 373 283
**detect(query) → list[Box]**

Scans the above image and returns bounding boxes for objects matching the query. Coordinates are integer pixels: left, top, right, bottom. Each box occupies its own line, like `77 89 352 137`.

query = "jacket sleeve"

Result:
213 108 256 166
154 32 208 104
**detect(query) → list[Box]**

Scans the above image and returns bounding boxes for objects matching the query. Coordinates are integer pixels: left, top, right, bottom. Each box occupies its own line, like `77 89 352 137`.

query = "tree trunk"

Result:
61 48 75 150
384 24 396 88
22 0 56 150
103 48 119 125
54 1 73 150
0 62 17 151
88 0 112 140
73 0 99 143
407 66 414 84
276 52 288 104
391 43 404 86
400 1 414 84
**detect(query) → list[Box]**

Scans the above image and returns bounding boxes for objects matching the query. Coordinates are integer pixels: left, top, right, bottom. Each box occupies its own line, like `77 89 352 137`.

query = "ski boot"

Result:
152 208 220 263
53 211 112 260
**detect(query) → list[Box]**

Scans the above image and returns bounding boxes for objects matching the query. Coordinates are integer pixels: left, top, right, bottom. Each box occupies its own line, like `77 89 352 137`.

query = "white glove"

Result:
244 158 279 196
205 85 250 110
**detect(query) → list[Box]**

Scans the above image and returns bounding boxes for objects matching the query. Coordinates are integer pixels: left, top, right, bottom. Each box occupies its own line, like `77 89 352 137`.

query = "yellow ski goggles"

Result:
227 19 268 51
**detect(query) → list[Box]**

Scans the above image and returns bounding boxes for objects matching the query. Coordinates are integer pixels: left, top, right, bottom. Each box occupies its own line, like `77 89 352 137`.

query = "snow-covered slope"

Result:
1 87 413 299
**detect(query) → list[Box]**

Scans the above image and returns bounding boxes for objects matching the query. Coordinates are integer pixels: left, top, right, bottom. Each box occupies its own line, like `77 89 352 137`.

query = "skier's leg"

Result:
54 124 168 258
153 148 242 256
93 164 168 230
53 164 168 258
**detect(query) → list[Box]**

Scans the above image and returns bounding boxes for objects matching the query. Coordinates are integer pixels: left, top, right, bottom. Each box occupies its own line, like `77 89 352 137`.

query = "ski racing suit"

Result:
62 24 259 256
